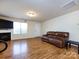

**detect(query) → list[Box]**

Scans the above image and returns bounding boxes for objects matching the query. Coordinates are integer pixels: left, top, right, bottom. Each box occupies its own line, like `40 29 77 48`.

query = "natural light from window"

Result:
13 22 27 34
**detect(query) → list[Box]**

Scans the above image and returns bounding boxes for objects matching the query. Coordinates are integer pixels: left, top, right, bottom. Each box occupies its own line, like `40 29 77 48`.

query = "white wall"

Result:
42 10 79 41
26 21 41 38
0 17 41 40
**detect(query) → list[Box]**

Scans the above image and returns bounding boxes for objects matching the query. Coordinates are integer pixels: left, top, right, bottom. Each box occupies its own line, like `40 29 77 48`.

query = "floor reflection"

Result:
13 41 28 56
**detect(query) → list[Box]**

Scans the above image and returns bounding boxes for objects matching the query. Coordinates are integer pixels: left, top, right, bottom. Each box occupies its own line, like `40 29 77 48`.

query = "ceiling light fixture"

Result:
26 11 37 17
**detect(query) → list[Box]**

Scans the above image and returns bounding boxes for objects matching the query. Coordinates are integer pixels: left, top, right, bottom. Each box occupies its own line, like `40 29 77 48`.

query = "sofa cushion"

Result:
48 35 57 38
49 38 63 48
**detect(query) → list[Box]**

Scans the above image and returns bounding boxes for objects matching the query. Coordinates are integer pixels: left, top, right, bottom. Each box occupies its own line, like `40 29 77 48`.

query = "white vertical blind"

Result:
13 22 27 34
20 23 27 34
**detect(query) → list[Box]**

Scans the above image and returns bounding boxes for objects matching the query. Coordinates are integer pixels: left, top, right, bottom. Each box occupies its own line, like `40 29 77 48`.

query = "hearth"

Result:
0 32 11 41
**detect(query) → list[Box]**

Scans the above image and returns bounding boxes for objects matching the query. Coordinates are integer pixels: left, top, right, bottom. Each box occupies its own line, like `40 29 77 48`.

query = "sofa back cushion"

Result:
47 31 69 39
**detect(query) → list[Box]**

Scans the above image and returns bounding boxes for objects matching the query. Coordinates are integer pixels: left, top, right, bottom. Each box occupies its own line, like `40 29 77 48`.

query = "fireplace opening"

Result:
0 32 11 41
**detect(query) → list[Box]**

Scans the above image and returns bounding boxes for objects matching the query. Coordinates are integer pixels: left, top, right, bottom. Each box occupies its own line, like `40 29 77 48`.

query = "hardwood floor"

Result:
0 38 79 59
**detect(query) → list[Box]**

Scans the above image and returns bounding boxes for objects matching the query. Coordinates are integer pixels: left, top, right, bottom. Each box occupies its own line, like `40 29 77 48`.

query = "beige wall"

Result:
42 10 79 41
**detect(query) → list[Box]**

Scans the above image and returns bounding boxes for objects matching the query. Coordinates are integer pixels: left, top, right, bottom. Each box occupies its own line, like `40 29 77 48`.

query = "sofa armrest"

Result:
42 34 48 36
41 34 48 39
56 37 67 47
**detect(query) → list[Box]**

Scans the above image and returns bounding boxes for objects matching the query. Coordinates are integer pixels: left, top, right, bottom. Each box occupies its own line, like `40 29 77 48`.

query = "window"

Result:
13 22 27 34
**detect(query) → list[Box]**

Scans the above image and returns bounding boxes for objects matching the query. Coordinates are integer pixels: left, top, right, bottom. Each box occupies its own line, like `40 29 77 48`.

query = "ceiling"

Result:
0 0 79 21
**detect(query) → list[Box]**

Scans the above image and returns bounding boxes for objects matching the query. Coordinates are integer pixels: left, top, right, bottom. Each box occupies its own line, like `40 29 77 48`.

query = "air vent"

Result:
61 0 75 8
61 0 79 8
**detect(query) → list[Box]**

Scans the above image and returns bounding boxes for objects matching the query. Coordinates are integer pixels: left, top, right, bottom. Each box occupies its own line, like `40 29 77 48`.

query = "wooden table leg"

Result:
65 43 68 49
69 43 71 48
64 42 68 55
78 45 79 54
65 40 68 49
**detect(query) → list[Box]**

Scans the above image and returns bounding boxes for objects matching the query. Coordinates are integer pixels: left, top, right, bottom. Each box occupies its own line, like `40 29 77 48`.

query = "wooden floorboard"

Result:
0 38 79 59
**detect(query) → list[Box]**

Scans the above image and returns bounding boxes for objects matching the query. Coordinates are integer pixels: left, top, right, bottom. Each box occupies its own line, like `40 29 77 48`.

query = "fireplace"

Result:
0 32 11 41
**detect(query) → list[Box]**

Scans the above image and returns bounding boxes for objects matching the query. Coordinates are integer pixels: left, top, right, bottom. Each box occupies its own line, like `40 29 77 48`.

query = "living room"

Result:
0 0 79 59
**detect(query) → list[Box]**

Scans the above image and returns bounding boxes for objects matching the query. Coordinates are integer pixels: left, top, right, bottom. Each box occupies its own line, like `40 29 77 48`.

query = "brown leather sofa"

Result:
41 31 69 48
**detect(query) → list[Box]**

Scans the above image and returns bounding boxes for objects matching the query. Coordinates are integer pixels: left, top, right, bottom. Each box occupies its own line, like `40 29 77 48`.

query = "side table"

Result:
65 40 79 54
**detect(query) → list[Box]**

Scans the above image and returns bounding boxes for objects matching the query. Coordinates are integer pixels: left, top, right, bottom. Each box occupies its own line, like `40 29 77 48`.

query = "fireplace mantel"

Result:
0 29 12 33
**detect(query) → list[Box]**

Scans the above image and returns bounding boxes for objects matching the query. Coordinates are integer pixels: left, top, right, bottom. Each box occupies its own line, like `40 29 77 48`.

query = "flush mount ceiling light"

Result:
26 11 37 17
